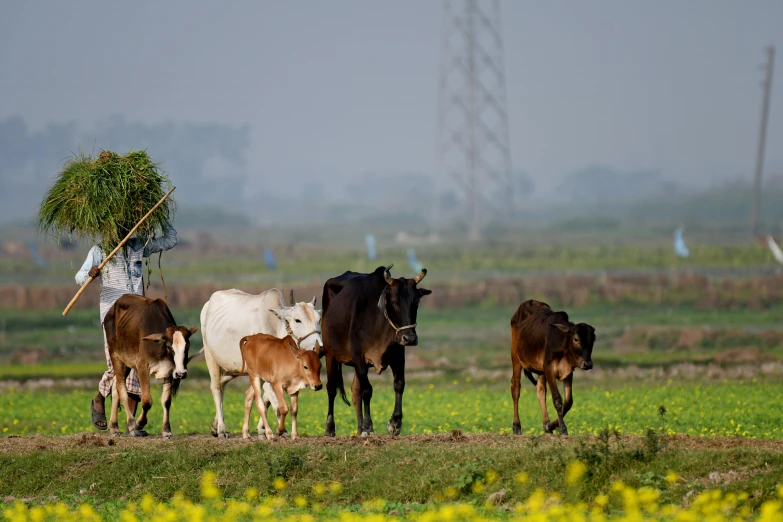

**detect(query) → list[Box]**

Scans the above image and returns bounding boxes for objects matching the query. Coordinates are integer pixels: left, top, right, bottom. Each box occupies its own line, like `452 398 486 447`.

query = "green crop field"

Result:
2 380 782 439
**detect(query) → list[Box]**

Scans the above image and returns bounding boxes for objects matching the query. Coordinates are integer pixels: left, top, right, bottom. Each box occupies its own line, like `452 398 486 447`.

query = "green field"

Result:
2 380 782 439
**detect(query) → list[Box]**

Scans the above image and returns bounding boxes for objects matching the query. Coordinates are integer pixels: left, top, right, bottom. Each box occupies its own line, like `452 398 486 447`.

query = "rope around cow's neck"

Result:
281 318 319 348
383 306 416 334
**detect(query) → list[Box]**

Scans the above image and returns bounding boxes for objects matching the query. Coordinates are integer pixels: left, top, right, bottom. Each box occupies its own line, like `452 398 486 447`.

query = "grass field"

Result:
4 241 782 287
2 434 783 520
2 380 782 439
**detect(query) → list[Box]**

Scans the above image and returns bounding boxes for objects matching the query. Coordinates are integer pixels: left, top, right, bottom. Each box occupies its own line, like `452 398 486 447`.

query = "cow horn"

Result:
289 289 295 305
414 268 427 284
384 264 394 285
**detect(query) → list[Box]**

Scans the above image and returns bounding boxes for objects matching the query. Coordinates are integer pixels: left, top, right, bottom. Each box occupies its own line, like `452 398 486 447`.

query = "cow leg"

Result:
161 379 173 438
109 378 121 436
290 392 299 440
352 364 374 437
547 374 573 433
272 383 289 437
205 348 230 438
387 348 405 436
545 367 567 435
253 376 275 440
111 357 136 435
242 384 254 439
324 353 339 437
261 381 287 438
511 358 523 436
132 369 152 437
536 375 552 434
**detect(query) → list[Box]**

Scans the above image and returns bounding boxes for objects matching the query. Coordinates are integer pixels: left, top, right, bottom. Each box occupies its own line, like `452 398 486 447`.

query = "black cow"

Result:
321 264 431 437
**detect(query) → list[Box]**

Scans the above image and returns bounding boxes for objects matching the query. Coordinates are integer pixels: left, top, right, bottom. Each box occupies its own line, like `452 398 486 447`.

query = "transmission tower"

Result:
434 0 514 239
750 45 775 237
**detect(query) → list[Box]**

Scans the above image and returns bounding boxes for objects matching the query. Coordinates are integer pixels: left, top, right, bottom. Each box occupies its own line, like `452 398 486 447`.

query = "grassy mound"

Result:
37 150 175 249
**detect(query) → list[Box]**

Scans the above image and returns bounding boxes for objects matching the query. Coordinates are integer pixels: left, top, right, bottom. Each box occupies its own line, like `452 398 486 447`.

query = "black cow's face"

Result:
384 277 432 346
551 322 596 370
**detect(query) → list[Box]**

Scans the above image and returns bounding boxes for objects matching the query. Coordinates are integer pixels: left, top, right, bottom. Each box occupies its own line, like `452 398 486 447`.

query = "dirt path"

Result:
2 432 782 455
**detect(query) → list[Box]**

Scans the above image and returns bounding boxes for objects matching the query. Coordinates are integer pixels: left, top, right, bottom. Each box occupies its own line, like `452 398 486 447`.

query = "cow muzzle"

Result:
312 384 323 391
400 333 418 346
581 361 593 371
174 370 188 380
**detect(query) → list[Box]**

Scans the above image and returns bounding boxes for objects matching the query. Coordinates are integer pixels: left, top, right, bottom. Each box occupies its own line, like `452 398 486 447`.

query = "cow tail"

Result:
239 336 250 375
334 361 350 407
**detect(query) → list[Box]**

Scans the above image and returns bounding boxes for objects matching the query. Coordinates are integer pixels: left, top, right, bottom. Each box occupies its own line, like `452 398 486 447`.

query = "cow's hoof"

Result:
217 432 229 439
543 423 553 435
279 430 290 439
162 433 172 440
130 430 148 437
387 421 401 436
513 423 522 436
324 430 336 437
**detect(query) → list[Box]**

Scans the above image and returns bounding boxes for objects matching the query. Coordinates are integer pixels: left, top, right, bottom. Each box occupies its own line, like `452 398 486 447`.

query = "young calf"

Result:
239 333 322 440
103 294 199 438
510 300 596 436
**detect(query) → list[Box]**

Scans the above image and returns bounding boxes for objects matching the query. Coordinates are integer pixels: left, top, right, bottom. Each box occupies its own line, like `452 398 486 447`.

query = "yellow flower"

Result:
245 487 258 500
200 471 220 500
313 483 327 496
273 477 287 491
565 460 587 485
665 471 680 484
471 482 485 494
294 495 307 508
594 494 609 507
515 472 529 485
328 481 343 494
485 470 499 485
444 486 458 499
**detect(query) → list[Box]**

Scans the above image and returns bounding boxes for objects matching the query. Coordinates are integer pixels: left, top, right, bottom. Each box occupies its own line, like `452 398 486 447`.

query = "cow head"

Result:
142 325 199 380
270 296 323 354
551 323 596 371
379 264 432 346
288 342 323 391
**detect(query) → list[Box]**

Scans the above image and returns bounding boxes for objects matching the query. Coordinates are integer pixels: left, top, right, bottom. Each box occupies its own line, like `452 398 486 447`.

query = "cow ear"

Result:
315 341 324 358
288 343 301 359
188 326 199 336
418 288 432 297
310 296 317 306
142 333 166 344
550 323 570 334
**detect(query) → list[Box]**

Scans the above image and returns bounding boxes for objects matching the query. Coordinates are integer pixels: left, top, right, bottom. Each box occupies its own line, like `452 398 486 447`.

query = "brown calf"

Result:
103 294 198 437
239 333 322 440
510 300 596 436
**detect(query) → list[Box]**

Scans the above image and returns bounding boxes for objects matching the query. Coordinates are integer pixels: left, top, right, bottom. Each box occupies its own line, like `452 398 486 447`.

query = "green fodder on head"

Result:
37 149 175 250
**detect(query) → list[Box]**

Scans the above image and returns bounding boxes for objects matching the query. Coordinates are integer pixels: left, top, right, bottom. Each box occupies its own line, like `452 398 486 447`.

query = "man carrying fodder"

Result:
37 150 178 431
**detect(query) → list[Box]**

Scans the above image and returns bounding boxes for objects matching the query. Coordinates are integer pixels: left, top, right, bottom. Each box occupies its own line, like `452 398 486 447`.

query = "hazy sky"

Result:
2 1 782 198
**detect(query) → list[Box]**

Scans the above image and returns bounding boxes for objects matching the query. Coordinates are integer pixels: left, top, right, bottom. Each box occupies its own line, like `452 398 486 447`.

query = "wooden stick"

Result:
62 186 176 316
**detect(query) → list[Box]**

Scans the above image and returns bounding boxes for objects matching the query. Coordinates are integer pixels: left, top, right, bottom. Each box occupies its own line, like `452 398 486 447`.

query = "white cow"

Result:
200 288 322 438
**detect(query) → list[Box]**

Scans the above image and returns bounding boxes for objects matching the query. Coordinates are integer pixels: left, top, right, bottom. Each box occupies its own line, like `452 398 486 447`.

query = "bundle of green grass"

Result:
37 150 175 250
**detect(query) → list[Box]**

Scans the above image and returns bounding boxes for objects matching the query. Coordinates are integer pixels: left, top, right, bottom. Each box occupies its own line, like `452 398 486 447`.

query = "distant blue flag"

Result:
407 248 423 273
27 241 45 267
264 248 277 270
674 227 690 258
365 234 376 261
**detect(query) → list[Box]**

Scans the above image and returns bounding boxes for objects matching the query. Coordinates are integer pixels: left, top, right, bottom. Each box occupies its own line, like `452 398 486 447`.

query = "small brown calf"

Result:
239 333 322 440
510 300 596 436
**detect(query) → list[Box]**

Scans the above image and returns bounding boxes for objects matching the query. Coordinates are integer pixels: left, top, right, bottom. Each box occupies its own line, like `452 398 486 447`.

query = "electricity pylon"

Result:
434 0 514 239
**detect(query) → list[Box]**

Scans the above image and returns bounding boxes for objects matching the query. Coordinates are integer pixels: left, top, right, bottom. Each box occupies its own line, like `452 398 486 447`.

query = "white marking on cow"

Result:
172 331 187 376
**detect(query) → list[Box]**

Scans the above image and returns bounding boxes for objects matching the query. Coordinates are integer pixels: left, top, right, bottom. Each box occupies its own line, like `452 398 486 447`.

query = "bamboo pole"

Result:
62 186 176 316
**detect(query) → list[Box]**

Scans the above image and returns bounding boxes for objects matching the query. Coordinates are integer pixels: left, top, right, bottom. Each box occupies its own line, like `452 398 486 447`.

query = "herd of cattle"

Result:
104 264 597 439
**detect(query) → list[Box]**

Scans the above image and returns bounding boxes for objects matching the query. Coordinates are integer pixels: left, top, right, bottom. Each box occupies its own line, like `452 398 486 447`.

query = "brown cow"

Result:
103 294 199 438
510 299 596 435
239 333 322 440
